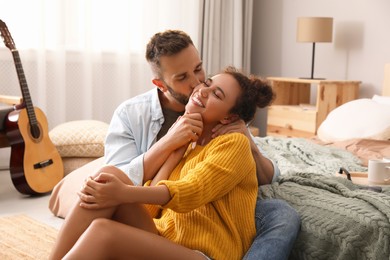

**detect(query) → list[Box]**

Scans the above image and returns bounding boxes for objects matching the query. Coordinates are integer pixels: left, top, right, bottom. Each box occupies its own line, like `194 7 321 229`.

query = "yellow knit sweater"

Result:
151 133 258 259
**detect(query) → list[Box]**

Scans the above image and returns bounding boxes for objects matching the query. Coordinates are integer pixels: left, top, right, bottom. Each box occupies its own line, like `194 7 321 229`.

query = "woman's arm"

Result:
80 134 253 212
158 133 257 213
211 119 275 185
143 113 202 183
150 145 188 186
79 170 172 210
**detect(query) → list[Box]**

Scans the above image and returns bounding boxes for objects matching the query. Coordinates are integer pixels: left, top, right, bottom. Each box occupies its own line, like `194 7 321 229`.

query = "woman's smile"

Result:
191 94 205 108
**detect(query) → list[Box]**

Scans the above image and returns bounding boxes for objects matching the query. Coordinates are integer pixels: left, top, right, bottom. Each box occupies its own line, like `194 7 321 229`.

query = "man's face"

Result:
159 45 206 108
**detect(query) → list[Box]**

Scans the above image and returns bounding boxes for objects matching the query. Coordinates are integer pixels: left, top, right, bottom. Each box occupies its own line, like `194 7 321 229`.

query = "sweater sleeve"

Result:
157 133 256 213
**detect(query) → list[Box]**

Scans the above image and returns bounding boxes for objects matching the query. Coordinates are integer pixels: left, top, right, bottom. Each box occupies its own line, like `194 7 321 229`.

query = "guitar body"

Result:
1 19 64 195
6 107 64 195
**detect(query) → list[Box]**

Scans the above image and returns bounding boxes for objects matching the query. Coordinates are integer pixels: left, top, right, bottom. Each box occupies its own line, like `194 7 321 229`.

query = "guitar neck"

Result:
11 50 38 126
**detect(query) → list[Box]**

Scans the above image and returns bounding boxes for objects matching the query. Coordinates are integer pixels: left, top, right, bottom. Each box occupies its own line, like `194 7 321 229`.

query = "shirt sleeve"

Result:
104 104 144 186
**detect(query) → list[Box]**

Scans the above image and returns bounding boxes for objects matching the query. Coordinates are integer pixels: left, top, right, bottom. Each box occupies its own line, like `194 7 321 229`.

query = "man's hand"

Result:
142 112 203 183
163 112 203 151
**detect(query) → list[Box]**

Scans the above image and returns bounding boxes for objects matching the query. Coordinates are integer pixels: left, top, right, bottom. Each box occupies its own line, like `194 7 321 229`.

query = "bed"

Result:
255 136 389 260
253 64 390 260
49 64 390 260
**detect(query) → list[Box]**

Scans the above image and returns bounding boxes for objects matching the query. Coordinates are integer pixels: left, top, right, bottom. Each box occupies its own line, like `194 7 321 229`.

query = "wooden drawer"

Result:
267 105 317 137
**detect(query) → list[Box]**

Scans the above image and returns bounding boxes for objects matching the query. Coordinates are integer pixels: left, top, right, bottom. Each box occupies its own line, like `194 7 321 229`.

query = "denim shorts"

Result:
194 250 213 260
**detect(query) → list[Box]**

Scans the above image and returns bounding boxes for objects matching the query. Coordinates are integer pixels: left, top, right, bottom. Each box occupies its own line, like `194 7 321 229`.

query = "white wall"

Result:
251 0 390 135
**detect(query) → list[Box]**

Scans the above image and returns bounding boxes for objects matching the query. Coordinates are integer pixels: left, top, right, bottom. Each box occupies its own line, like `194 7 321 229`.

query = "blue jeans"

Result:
243 198 301 260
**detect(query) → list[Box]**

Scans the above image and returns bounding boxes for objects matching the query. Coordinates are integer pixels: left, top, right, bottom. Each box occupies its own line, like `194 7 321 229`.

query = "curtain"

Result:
0 0 200 129
200 0 253 75
199 0 270 136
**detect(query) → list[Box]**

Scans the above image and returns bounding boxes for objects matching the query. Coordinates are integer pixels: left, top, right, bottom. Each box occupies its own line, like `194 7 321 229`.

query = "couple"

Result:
50 30 300 259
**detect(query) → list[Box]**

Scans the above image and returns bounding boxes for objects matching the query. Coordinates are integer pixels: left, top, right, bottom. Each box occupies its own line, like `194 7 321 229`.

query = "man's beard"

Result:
166 85 190 106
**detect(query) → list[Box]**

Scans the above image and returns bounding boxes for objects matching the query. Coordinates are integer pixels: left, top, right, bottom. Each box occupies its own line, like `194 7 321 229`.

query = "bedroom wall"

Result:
251 0 390 135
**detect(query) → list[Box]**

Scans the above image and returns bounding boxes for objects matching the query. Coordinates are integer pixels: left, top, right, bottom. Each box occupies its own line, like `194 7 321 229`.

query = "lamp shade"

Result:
297 17 333 43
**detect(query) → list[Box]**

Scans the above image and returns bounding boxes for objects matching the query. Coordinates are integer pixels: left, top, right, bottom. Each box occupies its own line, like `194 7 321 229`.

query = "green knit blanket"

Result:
259 173 390 260
254 136 368 175
254 137 390 259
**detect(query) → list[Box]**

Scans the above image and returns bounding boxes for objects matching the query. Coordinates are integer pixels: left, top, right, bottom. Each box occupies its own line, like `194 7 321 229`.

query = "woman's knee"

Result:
90 218 114 232
89 218 119 239
96 165 133 185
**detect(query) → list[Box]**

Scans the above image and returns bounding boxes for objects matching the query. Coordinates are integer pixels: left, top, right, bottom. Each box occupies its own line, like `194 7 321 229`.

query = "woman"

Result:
50 66 274 260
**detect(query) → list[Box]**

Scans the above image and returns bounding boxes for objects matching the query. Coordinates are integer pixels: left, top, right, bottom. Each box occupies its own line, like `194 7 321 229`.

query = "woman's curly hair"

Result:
224 66 275 123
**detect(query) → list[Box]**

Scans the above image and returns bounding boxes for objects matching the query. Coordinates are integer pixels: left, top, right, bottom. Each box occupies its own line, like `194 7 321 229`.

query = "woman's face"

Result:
185 73 241 124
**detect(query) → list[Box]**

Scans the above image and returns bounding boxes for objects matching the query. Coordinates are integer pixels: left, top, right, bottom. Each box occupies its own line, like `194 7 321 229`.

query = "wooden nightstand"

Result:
266 77 361 138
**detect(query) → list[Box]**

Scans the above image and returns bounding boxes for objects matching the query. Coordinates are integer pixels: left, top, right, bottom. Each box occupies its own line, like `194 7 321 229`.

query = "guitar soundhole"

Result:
29 123 43 142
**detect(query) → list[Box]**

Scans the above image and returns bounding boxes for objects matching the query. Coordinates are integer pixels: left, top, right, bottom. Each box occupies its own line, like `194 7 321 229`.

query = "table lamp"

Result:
297 17 333 79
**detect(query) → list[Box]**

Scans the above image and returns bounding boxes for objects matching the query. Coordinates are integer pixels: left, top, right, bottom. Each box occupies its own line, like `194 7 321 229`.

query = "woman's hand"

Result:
78 172 128 210
211 119 250 139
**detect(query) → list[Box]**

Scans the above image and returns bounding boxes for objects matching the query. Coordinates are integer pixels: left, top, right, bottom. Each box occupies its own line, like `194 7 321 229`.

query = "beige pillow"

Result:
317 99 390 142
62 157 97 176
49 120 109 157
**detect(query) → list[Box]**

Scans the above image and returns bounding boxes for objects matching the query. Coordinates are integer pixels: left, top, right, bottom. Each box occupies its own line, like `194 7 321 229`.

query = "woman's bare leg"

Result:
49 165 155 260
49 199 116 259
64 218 207 260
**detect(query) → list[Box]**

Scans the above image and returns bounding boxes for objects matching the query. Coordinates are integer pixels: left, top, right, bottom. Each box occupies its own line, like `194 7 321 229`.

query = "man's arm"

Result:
248 138 275 185
105 102 202 185
104 103 149 186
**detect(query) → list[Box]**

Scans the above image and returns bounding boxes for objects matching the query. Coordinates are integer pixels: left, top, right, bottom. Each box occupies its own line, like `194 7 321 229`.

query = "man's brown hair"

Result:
145 30 194 77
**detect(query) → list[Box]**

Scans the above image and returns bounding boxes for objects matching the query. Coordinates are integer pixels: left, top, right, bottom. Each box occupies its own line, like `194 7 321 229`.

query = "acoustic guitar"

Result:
0 19 63 195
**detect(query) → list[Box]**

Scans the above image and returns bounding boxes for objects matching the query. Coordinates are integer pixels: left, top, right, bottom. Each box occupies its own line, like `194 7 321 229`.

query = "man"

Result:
104 30 300 259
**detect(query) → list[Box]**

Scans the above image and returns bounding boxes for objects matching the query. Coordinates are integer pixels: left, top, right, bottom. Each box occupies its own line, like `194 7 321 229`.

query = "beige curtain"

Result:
0 0 201 128
199 0 253 75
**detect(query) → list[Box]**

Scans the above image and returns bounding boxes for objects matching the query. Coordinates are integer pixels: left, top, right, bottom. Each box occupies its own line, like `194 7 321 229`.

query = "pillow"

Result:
317 99 390 142
62 157 98 176
49 120 109 157
372 94 390 105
